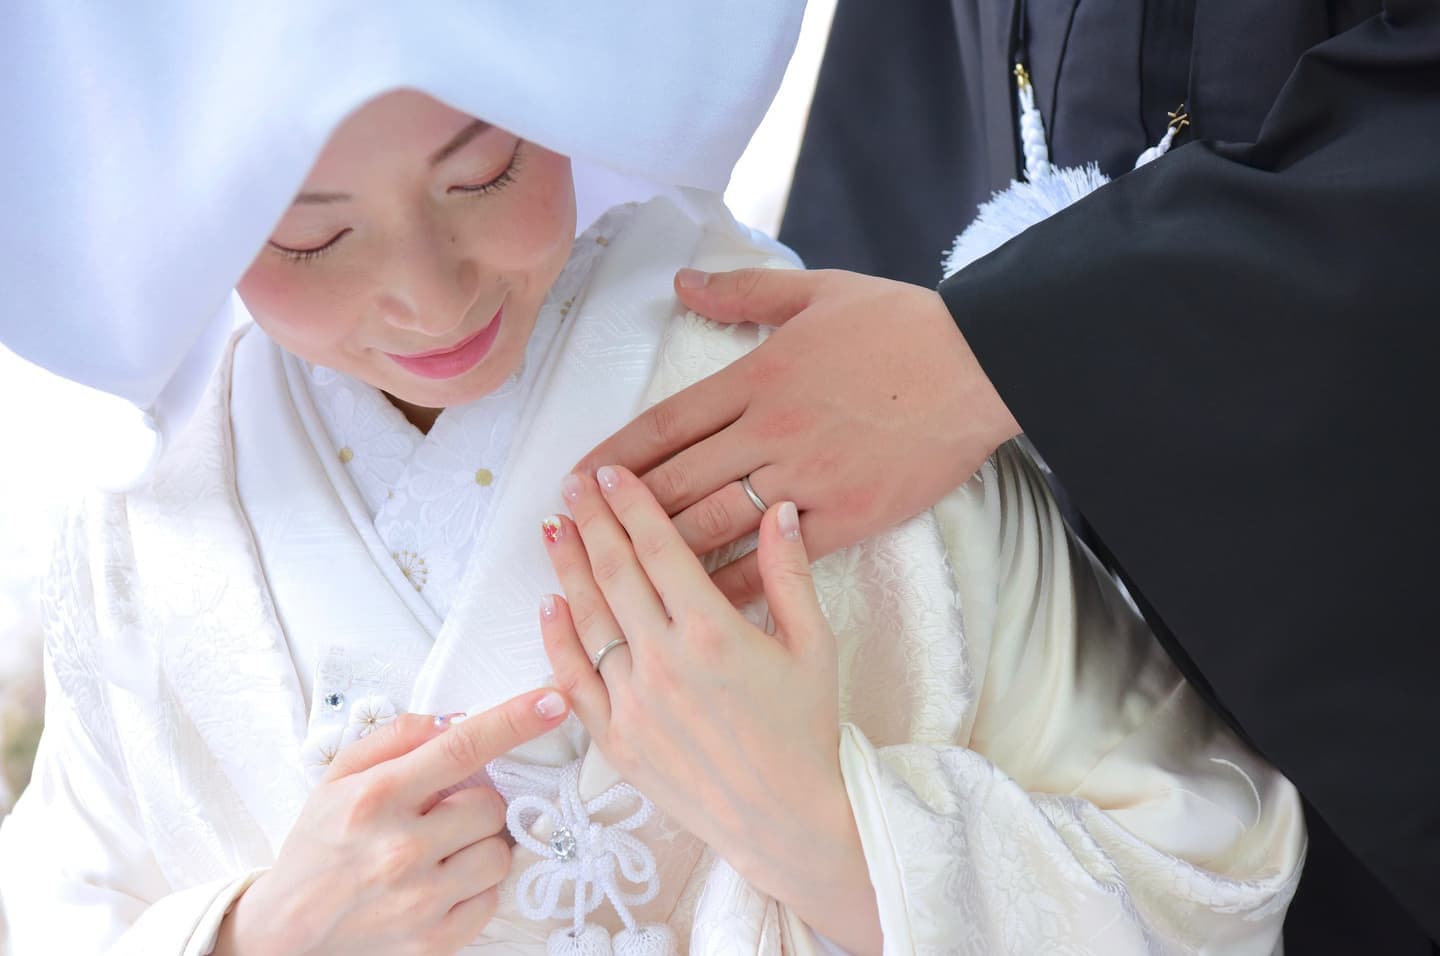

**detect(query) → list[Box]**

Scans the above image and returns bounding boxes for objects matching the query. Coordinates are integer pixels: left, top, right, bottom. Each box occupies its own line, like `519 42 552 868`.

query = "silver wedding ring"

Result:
740 474 768 514
591 637 629 673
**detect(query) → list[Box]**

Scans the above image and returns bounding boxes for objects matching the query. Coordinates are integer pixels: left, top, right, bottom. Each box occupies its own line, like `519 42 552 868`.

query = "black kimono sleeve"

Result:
938 5 1440 943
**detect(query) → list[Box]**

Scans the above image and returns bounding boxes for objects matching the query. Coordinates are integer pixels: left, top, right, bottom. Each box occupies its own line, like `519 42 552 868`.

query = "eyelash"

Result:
271 147 525 263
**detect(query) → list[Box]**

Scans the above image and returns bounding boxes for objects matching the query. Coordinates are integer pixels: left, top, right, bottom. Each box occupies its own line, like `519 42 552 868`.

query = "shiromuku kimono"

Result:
1 194 1306 954
0 4 1304 955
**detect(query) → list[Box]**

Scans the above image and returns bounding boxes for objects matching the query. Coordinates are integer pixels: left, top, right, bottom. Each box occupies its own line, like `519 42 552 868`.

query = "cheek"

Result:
470 151 576 286
236 262 361 358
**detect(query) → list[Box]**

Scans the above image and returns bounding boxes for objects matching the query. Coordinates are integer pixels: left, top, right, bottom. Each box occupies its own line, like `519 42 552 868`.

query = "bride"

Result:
0 4 1302 954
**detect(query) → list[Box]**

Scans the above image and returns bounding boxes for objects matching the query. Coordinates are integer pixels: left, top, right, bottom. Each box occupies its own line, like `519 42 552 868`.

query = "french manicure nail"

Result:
778 501 802 540
535 691 567 720
542 516 563 545
676 268 710 290
433 712 467 729
561 473 584 502
596 465 620 493
540 593 558 619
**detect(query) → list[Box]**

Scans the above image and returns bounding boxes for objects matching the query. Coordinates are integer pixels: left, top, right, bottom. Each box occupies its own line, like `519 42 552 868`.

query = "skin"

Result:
213 690 571 956
223 89 896 951
217 91 577 954
237 89 577 432
579 267 1020 602
540 468 884 954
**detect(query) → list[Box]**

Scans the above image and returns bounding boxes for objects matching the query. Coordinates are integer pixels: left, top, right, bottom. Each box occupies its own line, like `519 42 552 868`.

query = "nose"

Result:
374 230 483 338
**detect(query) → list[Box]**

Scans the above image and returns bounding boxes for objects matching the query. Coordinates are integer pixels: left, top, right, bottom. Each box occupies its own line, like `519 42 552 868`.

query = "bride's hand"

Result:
539 466 882 955
213 689 569 956
576 267 1019 605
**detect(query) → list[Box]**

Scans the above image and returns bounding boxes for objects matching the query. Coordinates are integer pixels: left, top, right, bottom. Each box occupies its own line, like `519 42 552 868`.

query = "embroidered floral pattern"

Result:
303 207 635 620
344 694 397 743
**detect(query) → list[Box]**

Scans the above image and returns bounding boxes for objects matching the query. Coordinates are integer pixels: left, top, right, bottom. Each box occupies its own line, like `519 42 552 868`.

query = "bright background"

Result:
0 1 838 811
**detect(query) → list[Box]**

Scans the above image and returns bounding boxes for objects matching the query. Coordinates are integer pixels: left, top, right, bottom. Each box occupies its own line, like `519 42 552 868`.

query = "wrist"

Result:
212 874 312 956
728 773 882 955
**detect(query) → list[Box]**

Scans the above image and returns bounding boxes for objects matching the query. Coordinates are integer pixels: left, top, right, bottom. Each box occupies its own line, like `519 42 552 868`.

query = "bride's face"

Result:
237 90 577 411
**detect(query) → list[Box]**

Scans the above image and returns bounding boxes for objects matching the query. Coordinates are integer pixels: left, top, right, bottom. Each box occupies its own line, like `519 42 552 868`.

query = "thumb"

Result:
674 267 817 327
757 501 828 651
323 711 449 782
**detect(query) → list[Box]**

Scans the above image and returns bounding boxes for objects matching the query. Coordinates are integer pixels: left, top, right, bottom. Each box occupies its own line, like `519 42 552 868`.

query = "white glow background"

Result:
0 2 836 809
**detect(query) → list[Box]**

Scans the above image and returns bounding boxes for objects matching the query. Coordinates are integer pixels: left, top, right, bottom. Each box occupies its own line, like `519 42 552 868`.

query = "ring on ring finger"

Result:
591 637 629 674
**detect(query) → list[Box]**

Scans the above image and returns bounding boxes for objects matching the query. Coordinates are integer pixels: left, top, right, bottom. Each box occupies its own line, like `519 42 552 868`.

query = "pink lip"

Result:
386 308 504 380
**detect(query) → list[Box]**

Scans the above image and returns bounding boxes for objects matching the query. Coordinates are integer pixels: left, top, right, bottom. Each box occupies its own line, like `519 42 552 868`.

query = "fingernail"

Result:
542 516 563 545
778 501 802 540
677 268 710 290
535 691 567 720
561 473 584 503
433 712 467 729
540 593 558 619
596 465 620 494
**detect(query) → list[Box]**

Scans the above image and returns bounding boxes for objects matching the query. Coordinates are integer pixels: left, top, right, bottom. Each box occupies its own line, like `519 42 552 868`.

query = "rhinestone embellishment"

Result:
324 692 345 711
549 826 578 862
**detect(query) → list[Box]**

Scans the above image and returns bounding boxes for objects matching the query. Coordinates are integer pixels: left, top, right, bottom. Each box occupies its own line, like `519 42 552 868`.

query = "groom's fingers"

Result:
575 363 746 481
672 268 819 327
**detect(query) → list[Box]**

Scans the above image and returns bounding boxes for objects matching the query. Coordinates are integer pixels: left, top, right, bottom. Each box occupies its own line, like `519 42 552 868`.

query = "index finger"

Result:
391 688 569 803
575 365 746 479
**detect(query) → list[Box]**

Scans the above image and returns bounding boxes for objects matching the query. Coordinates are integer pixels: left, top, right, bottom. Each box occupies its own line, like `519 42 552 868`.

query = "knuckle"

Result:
569 595 604 635
553 665 590 704
589 550 626 587
744 354 789 389
735 268 766 300
442 725 489 771
375 835 425 879
633 530 671 564
645 401 681 447
756 408 814 441
346 775 398 825
649 460 690 505
475 786 510 834
693 495 734 541
479 836 514 884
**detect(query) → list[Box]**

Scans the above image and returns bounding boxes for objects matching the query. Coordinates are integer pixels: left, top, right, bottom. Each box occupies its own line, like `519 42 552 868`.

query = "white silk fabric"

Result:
0 1 802 478
0 200 1305 953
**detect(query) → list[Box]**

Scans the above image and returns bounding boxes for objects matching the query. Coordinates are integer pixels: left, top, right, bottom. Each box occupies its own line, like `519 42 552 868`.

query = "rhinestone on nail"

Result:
550 826 578 862
324 691 345 711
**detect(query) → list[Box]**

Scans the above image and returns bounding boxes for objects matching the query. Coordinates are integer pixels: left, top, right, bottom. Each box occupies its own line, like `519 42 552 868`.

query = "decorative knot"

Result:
489 757 669 953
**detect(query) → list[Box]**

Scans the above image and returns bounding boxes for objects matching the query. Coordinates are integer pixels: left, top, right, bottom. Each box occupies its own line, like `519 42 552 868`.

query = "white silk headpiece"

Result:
0 2 803 484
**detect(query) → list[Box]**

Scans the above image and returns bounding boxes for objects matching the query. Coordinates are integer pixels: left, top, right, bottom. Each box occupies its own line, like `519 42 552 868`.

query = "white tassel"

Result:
942 163 1111 278
613 923 678 956
547 923 613 956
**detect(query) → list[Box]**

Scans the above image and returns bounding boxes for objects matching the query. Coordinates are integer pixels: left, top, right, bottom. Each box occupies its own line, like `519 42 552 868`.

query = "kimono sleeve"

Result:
0 512 261 955
837 444 1306 954
937 7 1440 937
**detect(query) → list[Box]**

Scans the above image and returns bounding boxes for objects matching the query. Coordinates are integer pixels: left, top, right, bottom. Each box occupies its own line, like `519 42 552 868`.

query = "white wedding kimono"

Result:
0 199 1304 955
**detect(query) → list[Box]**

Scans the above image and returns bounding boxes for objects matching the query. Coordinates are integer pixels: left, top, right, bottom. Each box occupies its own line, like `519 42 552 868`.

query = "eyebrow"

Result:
293 191 352 205
429 120 492 166
291 120 493 205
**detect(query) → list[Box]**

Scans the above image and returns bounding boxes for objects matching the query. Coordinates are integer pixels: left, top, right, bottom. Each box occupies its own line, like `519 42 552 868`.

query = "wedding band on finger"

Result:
590 637 629 673
740 474 768 514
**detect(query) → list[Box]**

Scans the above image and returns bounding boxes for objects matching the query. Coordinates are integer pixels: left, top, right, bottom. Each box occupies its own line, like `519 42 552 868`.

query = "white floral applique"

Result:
489 757 677 956
343 694 398 745
300 724 346 786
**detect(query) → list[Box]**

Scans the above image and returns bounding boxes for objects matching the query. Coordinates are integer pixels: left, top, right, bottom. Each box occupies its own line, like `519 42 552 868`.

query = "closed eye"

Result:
449 146 524 197
269 229 353 262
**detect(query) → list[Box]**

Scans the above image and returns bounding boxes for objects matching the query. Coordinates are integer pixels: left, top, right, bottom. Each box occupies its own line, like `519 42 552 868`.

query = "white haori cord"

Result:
1014 63 1052 182
943 65 1193 277
488 757 677 956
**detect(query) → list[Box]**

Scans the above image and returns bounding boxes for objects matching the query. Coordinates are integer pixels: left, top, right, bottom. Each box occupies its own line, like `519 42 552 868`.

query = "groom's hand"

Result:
576 267 1018 604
